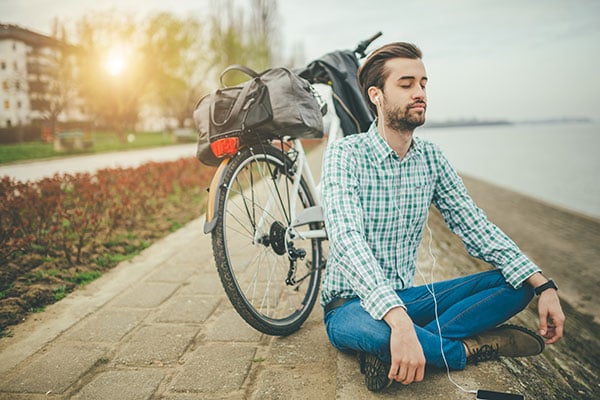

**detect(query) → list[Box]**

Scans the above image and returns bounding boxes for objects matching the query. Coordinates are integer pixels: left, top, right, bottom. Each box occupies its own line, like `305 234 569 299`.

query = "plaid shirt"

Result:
320 122 541 320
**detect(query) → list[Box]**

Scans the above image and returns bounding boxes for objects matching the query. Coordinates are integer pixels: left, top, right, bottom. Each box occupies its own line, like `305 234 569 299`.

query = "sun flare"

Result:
104 46 128 76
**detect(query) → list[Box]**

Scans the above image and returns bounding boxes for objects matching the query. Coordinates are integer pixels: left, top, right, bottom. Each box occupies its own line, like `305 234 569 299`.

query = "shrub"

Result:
0 157 215 331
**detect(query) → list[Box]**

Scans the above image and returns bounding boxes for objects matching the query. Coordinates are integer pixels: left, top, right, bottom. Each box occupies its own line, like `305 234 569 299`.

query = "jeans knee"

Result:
511 283 535 312
524 284 535 303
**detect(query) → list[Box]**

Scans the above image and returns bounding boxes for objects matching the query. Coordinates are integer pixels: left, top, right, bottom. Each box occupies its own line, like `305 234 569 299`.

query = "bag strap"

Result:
209 79 257 127
220 65 260 87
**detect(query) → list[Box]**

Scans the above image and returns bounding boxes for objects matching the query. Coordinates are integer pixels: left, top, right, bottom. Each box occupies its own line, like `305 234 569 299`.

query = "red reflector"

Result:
210 137 239 158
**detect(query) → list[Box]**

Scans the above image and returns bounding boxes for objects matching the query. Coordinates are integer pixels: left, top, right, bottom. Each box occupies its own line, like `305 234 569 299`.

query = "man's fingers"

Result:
389 363 404 382
546 324 564 344
395 366 408 383
415 364 425 382
538 311 548 336
396 362 425 385
399 365 415 385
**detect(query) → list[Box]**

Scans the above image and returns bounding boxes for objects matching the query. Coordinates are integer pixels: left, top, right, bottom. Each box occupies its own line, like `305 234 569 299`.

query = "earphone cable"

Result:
419 221 477 395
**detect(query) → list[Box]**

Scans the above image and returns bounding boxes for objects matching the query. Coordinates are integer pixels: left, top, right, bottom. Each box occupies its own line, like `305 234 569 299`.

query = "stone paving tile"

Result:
71 369 165 400
111 282 179 308
193 257 219 274
269 321 335 365
1 343 108 394
159 393 246 400
203 308 263 342
114 325 199 366
154 295 220 324
168 344 256 395
249 365 336 400
146 260 198 283
60 308 149 343
169 248 213 265
179 273 223 295
0 393 61 400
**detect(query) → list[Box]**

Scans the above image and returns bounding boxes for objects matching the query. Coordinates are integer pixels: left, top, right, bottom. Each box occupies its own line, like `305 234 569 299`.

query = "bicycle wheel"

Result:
212 144 323 336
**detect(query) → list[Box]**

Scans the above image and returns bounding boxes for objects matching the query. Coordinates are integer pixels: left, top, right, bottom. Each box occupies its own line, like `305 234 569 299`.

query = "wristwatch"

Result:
534 279 558 296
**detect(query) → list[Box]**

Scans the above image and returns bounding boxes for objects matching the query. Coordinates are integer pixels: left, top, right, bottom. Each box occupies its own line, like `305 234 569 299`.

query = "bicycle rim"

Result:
212 145 322 336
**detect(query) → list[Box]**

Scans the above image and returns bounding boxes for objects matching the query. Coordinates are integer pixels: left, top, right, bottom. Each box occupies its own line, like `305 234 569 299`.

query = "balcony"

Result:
29 98 50 111
28 80 48 93
26 62 51 76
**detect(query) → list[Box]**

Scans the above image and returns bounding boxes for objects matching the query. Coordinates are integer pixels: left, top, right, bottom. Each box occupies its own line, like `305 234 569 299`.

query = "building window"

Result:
13 61 18 71
6 119 12 127
4 100 9 109
17 101 22 108
1 61 6 70
16 81 20 90
2 80 8 90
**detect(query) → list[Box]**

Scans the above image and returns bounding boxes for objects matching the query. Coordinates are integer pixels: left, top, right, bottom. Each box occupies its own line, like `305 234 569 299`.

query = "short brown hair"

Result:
358 42 423 114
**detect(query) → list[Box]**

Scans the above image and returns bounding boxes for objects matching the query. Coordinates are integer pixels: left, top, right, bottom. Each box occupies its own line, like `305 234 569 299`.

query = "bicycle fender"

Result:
203 158 231 234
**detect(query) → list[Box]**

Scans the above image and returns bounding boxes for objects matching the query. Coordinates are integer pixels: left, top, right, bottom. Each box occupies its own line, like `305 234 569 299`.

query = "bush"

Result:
0 157 215 332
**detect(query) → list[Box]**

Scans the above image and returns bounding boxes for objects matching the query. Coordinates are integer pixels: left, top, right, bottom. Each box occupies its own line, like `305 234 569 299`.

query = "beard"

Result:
384 101 426 131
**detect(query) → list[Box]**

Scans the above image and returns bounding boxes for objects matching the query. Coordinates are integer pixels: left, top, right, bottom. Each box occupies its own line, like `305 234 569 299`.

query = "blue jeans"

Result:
323 270 534 370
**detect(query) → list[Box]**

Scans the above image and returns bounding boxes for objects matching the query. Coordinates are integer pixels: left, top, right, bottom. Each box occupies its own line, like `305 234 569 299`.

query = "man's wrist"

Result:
534 279 558 296
383 306 410 330
526 272 548 288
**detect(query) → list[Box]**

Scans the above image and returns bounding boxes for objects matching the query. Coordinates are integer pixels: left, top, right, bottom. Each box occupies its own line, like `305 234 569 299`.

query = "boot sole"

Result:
359 353 392 392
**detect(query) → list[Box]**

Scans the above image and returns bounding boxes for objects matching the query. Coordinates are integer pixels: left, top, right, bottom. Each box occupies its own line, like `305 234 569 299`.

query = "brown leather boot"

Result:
464 324 545 364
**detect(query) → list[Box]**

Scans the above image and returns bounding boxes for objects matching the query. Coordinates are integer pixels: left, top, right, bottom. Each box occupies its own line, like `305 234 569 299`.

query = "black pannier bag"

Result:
193 65 324 166
299 50 374 136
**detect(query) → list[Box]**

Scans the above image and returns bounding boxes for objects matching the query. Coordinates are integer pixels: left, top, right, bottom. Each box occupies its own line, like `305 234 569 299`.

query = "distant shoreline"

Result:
424 117 593 129
424 120 512 129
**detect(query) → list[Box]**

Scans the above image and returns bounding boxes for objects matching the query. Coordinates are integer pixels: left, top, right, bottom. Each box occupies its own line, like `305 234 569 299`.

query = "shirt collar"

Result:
366 120 424 164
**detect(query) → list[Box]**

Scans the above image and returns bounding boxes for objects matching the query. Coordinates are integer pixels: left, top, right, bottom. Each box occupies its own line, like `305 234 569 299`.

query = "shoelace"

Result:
469 343 500 364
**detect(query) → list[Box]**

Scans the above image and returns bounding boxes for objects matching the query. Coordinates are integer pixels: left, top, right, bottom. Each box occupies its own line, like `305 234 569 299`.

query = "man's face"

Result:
380 57 428 131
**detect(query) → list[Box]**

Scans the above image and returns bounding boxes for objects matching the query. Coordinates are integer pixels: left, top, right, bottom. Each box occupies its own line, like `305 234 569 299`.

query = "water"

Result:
417 122 600 219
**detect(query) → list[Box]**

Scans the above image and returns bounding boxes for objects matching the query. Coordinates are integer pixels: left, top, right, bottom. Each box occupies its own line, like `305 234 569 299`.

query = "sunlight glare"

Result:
104 46 127 76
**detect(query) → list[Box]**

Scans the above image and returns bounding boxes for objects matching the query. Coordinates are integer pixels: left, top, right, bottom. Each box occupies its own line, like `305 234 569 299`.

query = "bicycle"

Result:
203 33 382 336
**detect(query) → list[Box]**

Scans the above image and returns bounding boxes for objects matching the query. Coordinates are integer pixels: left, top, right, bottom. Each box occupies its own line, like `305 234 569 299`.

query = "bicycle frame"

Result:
287 84 343 240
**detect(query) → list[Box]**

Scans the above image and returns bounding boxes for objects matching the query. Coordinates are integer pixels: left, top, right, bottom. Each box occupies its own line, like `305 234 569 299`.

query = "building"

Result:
0 23 81 138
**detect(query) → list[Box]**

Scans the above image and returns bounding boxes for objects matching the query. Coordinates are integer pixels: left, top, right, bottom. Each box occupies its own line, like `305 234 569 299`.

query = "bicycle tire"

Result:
212 144 323 336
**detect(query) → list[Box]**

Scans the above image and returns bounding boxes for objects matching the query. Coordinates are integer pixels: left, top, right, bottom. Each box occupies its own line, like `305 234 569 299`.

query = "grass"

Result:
0 131 192 165
0 328 13 338
53 286 68 301
65 271 102 286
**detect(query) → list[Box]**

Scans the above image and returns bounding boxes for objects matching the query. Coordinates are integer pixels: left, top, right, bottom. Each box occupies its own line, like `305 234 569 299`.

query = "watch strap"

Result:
534 279 558 296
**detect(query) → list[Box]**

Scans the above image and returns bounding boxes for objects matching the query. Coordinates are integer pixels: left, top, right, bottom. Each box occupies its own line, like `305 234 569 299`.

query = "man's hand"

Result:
527 273 565 344
383 307 426 385
537 289 565 344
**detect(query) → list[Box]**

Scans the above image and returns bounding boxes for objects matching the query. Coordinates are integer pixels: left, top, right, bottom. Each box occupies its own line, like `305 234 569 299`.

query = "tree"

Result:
207 0 281 85
248 0 281 69
141 12 207 129
75 12 149 141
43 19 78 136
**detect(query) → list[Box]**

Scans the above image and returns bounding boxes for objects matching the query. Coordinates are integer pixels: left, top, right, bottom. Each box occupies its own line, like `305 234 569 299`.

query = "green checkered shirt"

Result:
320 122 541 320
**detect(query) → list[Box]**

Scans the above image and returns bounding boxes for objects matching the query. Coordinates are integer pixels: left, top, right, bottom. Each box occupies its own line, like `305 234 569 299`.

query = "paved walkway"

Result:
0 143 196 182
0 147 596 399
0 214 527 400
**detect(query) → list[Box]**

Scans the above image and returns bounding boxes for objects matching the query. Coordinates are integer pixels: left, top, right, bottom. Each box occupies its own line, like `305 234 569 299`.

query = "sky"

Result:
2 0 599 122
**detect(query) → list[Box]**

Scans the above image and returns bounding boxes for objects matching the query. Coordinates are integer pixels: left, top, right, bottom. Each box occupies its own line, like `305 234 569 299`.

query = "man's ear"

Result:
367 86 381 107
